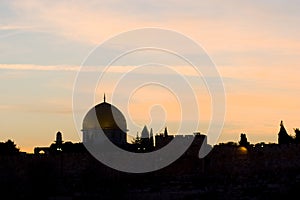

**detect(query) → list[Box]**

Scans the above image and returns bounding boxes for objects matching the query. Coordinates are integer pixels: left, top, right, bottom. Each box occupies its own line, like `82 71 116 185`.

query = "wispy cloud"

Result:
0 24 32 31
0 24 35 39
9 0 300 53
0 64 80 71
0 102 72 115
1 64 300 90
0 64 203 76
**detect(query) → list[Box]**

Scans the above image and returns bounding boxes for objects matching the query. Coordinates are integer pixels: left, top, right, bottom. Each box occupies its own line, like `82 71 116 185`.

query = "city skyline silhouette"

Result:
1 1 300 199
1 108 300 199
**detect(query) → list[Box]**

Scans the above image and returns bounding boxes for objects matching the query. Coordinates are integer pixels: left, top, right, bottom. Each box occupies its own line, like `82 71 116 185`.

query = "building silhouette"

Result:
80 96 208 154
155 127 174 149
34 131 86 154
278 120 300 144
82 95 127 148
34 131 63 154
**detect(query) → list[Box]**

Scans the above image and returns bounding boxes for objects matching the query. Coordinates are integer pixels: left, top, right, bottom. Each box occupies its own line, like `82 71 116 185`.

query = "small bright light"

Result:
238 146 248 154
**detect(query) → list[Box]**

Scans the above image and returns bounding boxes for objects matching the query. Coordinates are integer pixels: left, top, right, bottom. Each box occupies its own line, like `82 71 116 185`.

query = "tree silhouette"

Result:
131 132 141 145
294 128 300 144
239 133 250 146
0 139 20 155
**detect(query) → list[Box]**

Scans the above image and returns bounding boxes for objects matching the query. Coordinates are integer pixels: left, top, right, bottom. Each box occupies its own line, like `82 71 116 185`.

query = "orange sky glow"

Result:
1 1 300 153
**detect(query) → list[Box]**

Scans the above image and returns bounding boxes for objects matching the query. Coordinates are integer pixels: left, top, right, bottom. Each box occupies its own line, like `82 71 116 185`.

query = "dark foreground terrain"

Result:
1 144 300 200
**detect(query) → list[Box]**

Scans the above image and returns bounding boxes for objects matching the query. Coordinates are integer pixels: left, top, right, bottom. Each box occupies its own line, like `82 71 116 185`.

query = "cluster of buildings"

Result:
33 95 300 158
35 96 208 155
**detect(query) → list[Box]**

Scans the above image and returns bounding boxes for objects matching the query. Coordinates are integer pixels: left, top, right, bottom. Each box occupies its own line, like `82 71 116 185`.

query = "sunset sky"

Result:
1 0 300 153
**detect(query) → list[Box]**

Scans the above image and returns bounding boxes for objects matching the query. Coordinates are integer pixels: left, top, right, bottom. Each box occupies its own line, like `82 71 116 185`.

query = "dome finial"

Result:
104 93 106 102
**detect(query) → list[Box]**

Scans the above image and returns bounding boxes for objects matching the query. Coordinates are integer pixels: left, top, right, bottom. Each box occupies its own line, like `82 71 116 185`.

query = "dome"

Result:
82 101 127 132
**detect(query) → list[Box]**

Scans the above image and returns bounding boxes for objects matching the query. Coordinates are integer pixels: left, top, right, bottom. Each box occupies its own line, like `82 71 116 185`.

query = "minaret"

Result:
164 127 168 137
55 131 63 146
55 131 63 152
149 128 154 148
150 128 153 138
140 125 150 152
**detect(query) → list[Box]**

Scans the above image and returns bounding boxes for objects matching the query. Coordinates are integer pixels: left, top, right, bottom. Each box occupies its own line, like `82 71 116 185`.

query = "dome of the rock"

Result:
82 102 127 132
81 96 127 147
